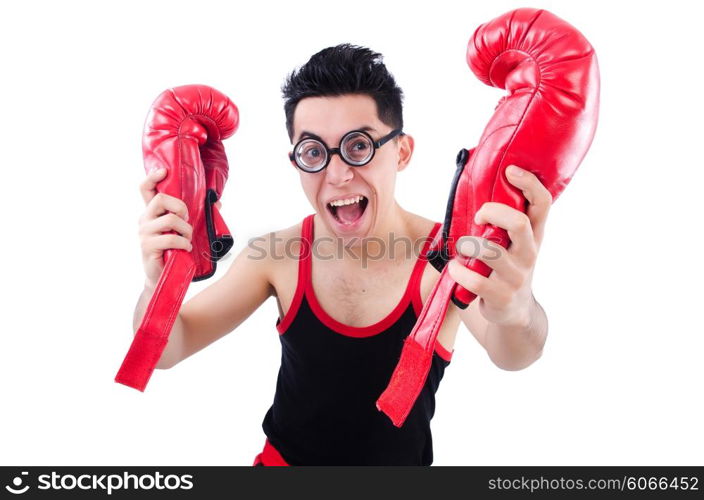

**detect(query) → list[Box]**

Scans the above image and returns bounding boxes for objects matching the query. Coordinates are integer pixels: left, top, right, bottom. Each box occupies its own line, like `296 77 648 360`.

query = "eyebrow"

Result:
296 125 377 144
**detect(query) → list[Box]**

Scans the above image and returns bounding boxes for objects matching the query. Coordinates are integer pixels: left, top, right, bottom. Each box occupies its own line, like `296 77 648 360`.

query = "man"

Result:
133 44 549 465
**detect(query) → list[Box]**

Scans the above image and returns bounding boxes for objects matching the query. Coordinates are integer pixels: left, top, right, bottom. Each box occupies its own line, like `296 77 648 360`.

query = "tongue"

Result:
336 202 363 224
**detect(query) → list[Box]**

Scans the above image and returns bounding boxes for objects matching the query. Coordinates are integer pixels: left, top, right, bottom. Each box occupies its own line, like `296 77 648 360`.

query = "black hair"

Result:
282 43 404 142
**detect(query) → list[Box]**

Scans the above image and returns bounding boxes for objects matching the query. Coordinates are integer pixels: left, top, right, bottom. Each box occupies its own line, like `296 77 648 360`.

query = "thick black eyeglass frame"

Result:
289 128 404 173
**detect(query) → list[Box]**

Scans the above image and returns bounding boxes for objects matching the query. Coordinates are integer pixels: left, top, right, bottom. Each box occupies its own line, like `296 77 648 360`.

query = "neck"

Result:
347 200 410 263
373 198 407 239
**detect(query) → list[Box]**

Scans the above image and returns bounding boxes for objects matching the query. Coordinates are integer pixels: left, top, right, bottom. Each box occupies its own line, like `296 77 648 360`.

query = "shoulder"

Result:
217 219 304 299
403 211 441 248
243 219 305 266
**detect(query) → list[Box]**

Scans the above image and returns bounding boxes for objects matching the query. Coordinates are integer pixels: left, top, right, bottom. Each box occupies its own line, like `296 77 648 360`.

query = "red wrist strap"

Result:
115 250 195 391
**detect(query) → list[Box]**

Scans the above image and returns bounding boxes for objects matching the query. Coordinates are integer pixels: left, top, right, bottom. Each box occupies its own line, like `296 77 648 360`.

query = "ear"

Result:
287 152 298 169
396 134 414 172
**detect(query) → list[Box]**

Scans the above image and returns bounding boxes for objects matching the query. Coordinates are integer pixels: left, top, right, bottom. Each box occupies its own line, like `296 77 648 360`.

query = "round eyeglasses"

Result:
289 128 404 173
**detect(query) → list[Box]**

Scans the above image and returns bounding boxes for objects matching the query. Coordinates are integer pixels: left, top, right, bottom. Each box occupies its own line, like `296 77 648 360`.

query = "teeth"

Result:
329 195 365 207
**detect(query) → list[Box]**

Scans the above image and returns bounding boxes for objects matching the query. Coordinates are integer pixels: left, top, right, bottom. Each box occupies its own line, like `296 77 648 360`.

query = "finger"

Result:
139 167 168 205
145 193 189 222
145 234 193 254
455 236 524 289
504 165 552 247
215 200 222 210
447 258 511 306
141 213 193 241
474 202 538 267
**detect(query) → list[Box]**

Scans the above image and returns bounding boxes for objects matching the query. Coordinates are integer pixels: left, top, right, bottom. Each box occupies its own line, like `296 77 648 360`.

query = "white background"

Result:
1 0 702 466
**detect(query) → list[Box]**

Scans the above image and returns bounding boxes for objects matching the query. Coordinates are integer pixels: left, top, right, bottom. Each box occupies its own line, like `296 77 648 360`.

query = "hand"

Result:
137 168 194 289
447 164 552 327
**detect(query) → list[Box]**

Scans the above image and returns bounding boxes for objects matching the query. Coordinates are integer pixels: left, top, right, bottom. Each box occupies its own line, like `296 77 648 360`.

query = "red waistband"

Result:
252 438 290 466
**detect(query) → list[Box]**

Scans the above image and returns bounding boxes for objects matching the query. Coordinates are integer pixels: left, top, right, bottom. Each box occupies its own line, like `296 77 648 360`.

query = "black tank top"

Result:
262 214 453 465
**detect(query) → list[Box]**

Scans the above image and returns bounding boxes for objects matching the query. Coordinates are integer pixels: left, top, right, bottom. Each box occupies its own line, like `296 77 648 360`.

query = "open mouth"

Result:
327 195 369 226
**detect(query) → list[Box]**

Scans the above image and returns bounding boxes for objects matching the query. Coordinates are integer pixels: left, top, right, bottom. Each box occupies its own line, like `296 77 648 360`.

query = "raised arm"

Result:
132 167 274 369
448 164 551 370
167 234 274 367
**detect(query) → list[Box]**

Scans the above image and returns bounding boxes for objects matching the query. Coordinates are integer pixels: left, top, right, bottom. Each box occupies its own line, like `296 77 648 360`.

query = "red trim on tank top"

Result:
414 225 454 361
277 214 441 338
412 221 444 317
434 340 453 362
275 220 310 335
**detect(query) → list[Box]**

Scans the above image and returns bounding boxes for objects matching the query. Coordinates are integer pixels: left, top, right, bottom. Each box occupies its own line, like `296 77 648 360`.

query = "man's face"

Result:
290 94 413 244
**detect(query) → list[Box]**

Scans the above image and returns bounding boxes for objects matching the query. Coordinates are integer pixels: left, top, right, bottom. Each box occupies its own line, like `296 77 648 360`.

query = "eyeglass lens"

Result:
294 131 375 171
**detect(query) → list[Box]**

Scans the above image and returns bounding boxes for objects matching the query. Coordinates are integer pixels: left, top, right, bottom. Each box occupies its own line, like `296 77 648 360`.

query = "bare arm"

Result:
482 293 546 370
448 163 553 371
455 293 547 370
133 236 274 370
167 239 274 367
131 167 274 369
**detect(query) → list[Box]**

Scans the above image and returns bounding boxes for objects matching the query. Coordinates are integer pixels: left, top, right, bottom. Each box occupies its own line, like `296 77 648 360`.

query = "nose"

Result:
325 152 354 186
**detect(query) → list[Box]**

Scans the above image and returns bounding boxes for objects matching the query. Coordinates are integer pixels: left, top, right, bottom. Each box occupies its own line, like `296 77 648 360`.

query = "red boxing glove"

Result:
115 85 239 392
377 8 600 427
